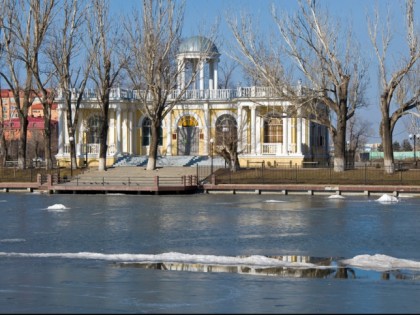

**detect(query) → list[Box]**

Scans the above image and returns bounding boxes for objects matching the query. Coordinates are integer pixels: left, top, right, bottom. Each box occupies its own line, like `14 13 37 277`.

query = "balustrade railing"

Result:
64 143 116 157
56 86 280 102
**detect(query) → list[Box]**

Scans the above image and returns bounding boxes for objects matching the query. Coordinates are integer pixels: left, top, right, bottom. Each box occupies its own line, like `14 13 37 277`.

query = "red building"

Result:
1 89 59 162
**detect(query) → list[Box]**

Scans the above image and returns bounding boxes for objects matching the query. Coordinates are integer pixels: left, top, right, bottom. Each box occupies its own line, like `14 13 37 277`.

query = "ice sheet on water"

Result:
340 254 420 271
0 238 26 243
0 251 419 273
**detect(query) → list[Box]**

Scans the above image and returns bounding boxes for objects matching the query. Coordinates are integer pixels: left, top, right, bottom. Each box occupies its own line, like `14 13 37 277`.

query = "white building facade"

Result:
55 36 330 168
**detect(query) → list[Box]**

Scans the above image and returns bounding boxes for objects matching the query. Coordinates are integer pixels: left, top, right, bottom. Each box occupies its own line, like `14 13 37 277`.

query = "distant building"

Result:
1 89 58 161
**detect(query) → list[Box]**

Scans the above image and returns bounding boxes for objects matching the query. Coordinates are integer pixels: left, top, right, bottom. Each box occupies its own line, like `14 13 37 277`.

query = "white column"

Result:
213 59 218 90
76 112 84 156
166 114 172 156
122 110 128 152
199 60 205 95
237 106 243 153
251 105 256 155
116 108 122 154
177 57 185 90
132 112 137 155
204 103 210 155
256 115 261 155
209 61 214 90
57 107 64 155
193 60 198 89
129 110 134 154
283 116 289 155
297 116 302 155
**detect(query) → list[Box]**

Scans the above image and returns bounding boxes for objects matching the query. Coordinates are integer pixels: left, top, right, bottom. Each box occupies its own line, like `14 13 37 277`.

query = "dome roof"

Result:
178 36 219 54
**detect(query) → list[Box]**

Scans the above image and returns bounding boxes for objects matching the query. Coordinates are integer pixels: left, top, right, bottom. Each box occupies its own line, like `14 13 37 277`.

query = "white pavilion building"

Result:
55 36 330 168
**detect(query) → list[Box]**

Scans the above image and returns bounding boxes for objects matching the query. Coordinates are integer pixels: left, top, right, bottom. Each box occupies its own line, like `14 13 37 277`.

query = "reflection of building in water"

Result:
54 36 330 168
116 255 340 279
278 255 311 263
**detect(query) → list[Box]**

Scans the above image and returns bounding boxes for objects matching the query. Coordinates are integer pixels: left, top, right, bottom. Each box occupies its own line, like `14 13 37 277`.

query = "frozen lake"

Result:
0 192 419 313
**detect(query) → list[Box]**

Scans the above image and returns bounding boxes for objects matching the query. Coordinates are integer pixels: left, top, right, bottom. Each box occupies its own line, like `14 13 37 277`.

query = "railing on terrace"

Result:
64 143 116 156
56 86 281 102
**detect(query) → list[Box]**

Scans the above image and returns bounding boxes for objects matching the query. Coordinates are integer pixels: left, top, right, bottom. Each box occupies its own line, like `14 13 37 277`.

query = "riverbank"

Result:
1 166 420 196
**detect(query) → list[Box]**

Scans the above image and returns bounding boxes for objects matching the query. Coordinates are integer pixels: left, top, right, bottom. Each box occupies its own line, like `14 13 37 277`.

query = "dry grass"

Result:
213 167 420 186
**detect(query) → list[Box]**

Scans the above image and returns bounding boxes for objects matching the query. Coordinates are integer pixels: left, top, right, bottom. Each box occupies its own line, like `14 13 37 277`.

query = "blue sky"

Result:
112 0 419 144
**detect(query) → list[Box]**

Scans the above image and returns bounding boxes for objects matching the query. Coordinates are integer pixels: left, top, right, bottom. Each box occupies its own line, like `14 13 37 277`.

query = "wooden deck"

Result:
51 176 199 194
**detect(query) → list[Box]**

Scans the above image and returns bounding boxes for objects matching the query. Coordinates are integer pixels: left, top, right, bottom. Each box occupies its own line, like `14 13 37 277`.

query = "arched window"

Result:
179 115 198 127
215 114 237 146
87 115 102 144
264 116 283 143
142 117 162 146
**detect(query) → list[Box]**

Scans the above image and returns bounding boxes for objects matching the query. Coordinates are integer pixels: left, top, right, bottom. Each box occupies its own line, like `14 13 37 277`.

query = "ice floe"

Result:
376 194 398 203
328 194 345 199
46 204 68 210
264 199 285 203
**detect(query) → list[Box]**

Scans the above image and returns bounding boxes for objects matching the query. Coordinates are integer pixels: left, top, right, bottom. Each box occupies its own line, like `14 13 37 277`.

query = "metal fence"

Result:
2 163 420 187
201 164 420 186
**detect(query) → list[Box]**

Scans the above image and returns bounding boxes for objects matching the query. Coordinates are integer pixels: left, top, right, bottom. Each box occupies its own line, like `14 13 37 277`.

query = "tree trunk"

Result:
230 152 240 172
98 115 109 172
332 114 347 172
381 101 394 174
70 139 77 172
43 112 53 170
332 77 350 173
17 116 28 169
0 132 6 167
147 120 160 170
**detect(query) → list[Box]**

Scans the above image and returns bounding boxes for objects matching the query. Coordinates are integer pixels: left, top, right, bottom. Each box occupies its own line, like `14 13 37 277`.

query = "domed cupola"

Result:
178 36 219 56
177 36 220 91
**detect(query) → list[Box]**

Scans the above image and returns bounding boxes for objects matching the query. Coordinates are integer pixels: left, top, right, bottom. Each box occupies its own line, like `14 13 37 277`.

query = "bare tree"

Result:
218 59 239 89
228 0 368 172
88 0 127 171
124 0 217 170
0 0 56 169
368 0 420 173
213 113 247 171
46 0 91 170
28 1 58 170
346 114 373 165
0 101 5 166
0 36 6 166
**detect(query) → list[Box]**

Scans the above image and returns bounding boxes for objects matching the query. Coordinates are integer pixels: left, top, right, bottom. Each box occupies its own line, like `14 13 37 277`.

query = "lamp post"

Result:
69 136 74 177
210 138 214 174
409 133 420 167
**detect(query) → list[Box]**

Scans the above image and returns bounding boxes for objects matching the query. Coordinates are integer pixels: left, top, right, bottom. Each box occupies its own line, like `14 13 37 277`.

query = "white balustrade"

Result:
55 86 280 102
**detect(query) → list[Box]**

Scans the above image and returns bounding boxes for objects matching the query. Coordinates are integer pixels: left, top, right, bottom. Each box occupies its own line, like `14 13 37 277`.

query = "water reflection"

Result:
114 255 348 279
114 254 420 281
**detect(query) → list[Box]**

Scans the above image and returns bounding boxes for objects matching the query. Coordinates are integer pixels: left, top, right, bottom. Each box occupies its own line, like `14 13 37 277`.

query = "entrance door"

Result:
177 126 199 155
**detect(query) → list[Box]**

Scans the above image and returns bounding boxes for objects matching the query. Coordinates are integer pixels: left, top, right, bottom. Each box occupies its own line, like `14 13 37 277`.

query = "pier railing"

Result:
58 174 198 187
